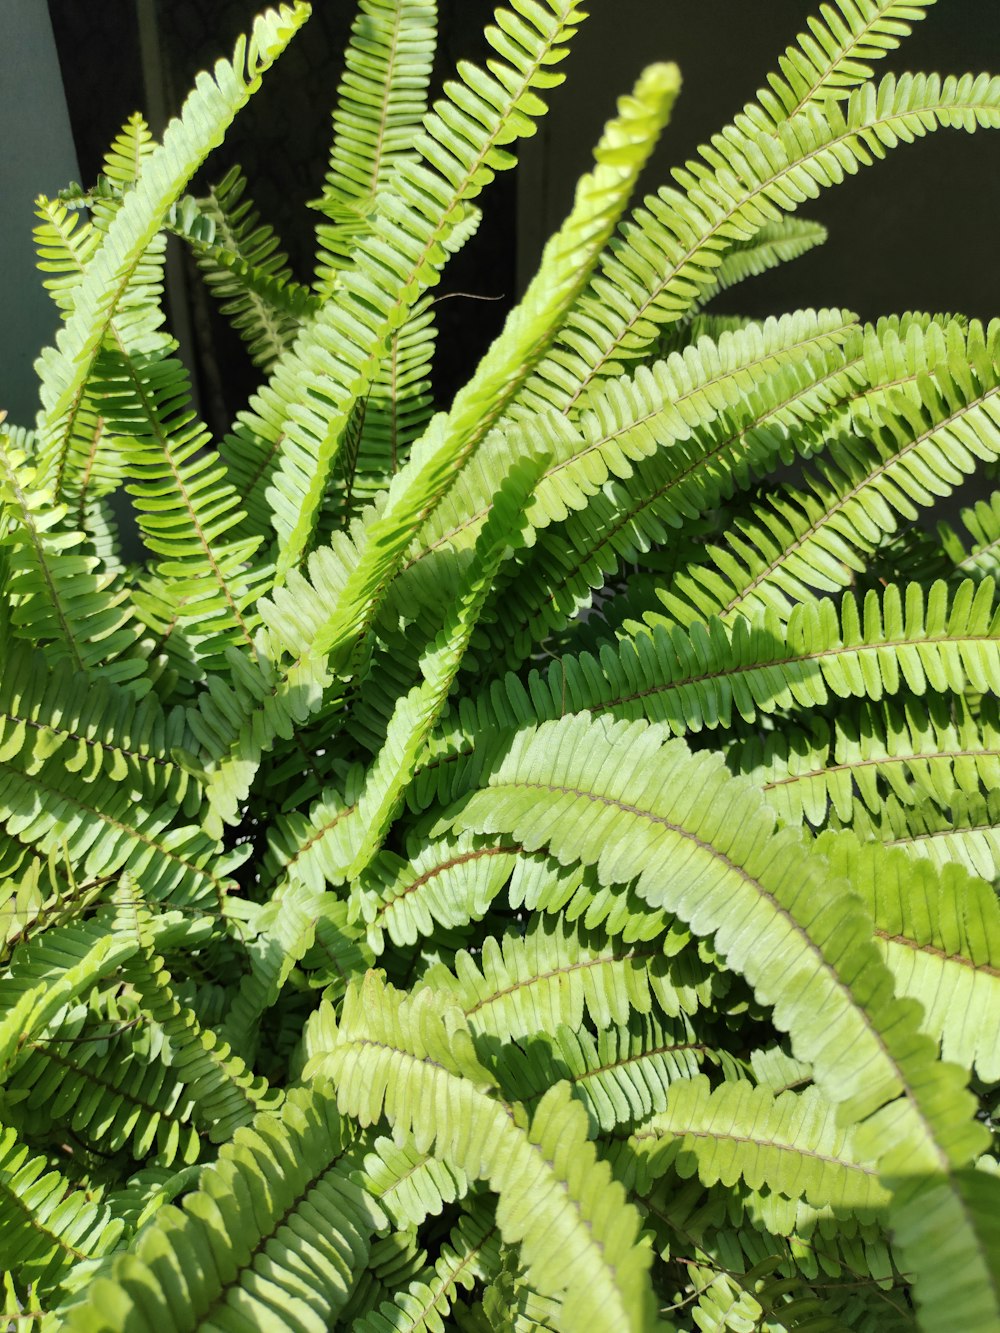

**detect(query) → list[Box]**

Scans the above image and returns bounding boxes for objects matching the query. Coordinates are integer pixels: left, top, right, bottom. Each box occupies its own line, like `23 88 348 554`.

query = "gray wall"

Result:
0 0 79 426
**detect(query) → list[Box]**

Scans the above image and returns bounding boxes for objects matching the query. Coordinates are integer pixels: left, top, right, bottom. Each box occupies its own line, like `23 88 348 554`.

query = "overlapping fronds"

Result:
5 1 1000 1326
63 1082 384 1333
0 433 142 685
728 692 1000 828
3 1000 202 1167
195 49 676 826
654 320 1000 628
612 1076 890 1218
819 833 1000 1081
35 4 310 495
275 455 542 888
313 0 438 291
190 167 313 369
93 346 269 669
315 973 656 1332
245 0 589 574
0 1124 124 1293
515 70 1000 414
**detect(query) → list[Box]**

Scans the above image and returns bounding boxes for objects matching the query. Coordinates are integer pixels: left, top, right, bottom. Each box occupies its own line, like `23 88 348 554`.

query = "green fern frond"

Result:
33 198 100 316
0 435 142 686
35 4 309 496
843 786 1000 879
517 71 1000 413
940 487 1000 582
681 216 829 311
313 0 438 292
728 692 1000 828
113 888 280 1142
317 973 656 1332
614 1076 890 1219
358 1133 469 1231
405 306 856 601
244 0 588 576
189 166 314 370
0 639 201 811
819 833 1000 1082
283 455 543 888
0 911 142 1081
63 1081 385 1333
356 1198 499 1333
0 1123 124 1295
419 913 716 1040
655 319 1000 629
93 347 269 670
3 1001 202 1168
746 0 935 126
496 1013 711 1132
355 831 521 952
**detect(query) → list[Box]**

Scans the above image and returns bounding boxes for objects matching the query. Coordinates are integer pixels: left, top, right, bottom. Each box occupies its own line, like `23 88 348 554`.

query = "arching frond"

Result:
613 1076 890 1219
0 434 142 686
62 1082 385 1333
819 833 1000 1082
728 692 1000 828
313 0 438 292
316 973 657 1332
35 5 310 495
516 71 1000 414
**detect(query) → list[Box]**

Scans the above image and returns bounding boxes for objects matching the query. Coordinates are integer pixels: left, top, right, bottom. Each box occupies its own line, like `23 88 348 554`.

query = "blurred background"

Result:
3 0 999 428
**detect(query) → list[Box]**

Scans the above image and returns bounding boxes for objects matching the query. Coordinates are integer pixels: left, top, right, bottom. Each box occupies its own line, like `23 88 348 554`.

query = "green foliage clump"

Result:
1 1 999 1328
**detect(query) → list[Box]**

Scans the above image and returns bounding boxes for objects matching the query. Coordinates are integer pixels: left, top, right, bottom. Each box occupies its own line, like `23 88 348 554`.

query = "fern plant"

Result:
1 0 999 1328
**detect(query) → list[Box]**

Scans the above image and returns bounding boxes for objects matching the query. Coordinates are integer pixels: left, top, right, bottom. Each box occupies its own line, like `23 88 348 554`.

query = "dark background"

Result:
46 0 1000 420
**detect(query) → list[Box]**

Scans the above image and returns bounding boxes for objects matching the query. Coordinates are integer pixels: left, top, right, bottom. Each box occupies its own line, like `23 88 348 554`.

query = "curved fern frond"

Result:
356 1198 498 1333
404 306 857 600
188 167 313 370
729 692 1000 829
686 216 828 308
516 71 1000 414
63 1081 385 1333
745 0 935 126
0 910 142 1080
3 1001 202 1168
0 434 142 686
496 1013 712 1132
431 581 1000 779
35 4 310 495
247 0 589 575
0 1124 124 1295
819 833 1000 1082
443 713 995 1325
338 294 439 515
313 0 438 293
358 1133 469 1231
317 973 656 1332
418 913 709 1041
657 320 1000 629
614 1076 891 1219
0 753 231 911
93 347 269 670
355 831 521 952
33 197 100 316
